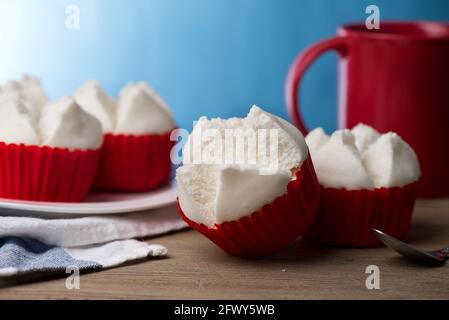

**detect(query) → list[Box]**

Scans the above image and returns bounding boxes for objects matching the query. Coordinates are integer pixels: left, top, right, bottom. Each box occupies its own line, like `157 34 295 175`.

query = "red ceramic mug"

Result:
286 21 449 197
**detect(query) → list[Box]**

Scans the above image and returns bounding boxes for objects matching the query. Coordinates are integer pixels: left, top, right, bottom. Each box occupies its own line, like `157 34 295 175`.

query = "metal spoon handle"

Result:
431 247 449 260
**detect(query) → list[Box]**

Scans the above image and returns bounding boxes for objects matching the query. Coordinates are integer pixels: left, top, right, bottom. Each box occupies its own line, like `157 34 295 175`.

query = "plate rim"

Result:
0 181 178 215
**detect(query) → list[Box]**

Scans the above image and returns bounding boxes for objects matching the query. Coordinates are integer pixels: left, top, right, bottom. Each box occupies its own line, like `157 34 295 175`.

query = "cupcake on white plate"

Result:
74 80 176 191
0 75 48 106
304 124 421 247
0 75 48 122
0 93 103 202
176 105 320 258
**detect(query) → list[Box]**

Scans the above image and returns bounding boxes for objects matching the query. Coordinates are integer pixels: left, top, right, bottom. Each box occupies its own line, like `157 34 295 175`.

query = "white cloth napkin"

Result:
0 204 187 276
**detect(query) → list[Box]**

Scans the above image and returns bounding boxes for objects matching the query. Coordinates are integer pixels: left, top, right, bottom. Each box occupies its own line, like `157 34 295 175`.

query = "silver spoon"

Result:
372 228 449 265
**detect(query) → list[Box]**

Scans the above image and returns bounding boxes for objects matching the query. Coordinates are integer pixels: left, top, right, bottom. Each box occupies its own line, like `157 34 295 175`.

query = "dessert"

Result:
0 75 48 122
0 75 48 108
74 80 176 191
176 105 320 258
304 124 421 247
0 91 103 202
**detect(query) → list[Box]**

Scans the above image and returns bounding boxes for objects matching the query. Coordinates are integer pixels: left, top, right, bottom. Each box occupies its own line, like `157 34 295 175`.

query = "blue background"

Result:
1 0 448 132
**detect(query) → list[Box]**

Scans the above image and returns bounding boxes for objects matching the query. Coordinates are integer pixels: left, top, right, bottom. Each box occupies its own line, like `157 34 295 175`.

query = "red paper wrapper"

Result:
94 132 175 191
178 156 321 258
304 183 418 247
0 142 100 202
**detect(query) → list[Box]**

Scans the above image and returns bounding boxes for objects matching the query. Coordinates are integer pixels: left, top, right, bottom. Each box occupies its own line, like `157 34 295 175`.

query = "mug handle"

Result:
285 37 348 134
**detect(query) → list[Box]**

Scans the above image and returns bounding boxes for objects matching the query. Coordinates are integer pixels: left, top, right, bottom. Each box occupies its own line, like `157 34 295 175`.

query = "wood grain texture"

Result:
0 199 448 299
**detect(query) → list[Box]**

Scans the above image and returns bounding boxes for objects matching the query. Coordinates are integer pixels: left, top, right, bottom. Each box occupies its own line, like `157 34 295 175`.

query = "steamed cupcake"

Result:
304 124 421 247
0 91 103 202
176 105 320 258
0 75 48 107
74 80 176 191
0 75 48 122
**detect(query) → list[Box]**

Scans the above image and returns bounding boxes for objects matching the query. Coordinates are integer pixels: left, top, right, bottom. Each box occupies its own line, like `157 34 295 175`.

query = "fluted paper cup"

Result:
178 156 321 258
304 183 418 247
0 142 100 202
94 132 174 191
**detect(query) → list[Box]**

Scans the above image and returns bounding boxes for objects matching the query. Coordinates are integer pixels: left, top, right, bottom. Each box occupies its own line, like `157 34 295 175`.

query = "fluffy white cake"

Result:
306 124 420 190
74 80 175 135
177 105 309 227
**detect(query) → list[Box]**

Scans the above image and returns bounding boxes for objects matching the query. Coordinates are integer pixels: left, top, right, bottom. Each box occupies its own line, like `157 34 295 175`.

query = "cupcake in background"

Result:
304 124 420 247
74 80 176 191
0 75 48 122
176 105 320 258
0 88 103 202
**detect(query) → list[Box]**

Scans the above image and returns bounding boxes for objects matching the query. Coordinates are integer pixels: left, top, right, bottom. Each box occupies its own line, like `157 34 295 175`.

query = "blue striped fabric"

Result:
0 237 101 275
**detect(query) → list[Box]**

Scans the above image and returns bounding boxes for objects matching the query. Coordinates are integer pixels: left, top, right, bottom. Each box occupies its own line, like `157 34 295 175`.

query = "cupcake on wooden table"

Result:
0 90 103 202
304 124 421 247
176 105 321 258
74 80 176 191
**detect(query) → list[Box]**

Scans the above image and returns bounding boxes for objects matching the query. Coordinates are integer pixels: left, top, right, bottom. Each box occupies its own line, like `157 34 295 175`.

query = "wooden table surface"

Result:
0 199 448 299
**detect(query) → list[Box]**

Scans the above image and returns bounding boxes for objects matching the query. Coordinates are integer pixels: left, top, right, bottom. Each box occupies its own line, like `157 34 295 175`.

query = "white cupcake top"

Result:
0 75 48 123
306 124 420 190
0 92 103 150
0 99 40 146
74 80 116 133
177 105 308 227
74 80 175 135
40 97 103 150
0 75 48 110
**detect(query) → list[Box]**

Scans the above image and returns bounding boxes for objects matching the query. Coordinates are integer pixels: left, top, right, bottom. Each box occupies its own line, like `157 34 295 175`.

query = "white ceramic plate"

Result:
0 180 178 218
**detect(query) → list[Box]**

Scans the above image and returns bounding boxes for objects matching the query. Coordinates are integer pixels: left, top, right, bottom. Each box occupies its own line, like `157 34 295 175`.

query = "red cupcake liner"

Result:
94 132 175 191
178 156 321 258
304 183 418 248
0 142 100 202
